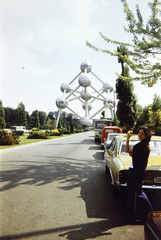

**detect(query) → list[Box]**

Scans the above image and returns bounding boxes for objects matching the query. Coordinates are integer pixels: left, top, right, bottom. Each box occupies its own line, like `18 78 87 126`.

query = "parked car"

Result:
105 134 161 196
101 126 122 149
104 133 122 153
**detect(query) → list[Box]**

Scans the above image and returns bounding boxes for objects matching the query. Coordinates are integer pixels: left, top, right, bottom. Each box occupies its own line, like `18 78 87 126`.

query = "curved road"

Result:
0 131 159 240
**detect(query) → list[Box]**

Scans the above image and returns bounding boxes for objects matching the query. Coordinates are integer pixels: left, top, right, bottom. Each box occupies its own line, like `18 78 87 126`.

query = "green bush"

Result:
12 130 24 136
0 130 20 145
27 131 49 139
12 131 21 144
154 126 161 136
75 129 83 133
0 130 8 137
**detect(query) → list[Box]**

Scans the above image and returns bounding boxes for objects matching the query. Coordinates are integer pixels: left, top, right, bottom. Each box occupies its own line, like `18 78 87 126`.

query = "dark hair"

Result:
138 126 152 141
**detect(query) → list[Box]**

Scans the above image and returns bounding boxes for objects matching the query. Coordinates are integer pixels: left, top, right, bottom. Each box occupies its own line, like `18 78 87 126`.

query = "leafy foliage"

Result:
86 0 161 86
0 101 6 129
16 102 27 126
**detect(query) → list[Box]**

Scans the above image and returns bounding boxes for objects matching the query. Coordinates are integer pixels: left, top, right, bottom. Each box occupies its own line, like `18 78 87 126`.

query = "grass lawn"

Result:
0 134 68 150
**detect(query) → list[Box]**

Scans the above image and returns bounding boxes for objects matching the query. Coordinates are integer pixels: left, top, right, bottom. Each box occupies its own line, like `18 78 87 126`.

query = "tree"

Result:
31 110 40 129
149 94 161 127
0 100 6 129
38 111 47 129
86 0 161 87
115 46 138 131
16 102 27 126
134 105 150 132
4 107 16 128
150 93 161 111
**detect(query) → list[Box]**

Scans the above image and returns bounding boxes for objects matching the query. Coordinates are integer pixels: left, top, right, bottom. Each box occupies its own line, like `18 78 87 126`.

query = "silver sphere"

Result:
104 97 114 108
80 89 92 100
56 96 68 109
103 82 114 92
60 82 72 93
80 61 92 73
78 73 91 87
80 117 92 127
82 102 92 111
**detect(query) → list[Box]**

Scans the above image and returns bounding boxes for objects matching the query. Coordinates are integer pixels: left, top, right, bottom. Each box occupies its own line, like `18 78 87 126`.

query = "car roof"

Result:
114 134 161 141
103 126 122 129
107 132 122 136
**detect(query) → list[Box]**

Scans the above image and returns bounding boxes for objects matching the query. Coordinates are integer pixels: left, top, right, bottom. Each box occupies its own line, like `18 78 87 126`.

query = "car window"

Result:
120 140 161 156
150 140 161 156
105 129 120 134
120 140 139 155
109 138 117 152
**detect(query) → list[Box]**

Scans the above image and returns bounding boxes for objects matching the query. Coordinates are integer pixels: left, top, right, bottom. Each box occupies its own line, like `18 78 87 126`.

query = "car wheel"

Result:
111 185 119 197
105 165 110 174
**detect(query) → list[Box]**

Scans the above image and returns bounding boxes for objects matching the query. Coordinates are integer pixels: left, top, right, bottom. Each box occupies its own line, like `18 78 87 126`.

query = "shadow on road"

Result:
0 219 124 240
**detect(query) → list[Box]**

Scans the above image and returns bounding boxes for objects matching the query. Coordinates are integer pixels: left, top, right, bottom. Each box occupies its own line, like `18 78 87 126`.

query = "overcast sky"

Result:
0 0 161 119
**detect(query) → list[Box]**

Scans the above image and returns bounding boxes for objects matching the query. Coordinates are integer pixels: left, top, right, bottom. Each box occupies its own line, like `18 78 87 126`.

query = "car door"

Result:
106 138 117 170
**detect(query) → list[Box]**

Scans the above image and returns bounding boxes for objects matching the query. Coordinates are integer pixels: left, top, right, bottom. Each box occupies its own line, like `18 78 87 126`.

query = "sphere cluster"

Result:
56 61 115 127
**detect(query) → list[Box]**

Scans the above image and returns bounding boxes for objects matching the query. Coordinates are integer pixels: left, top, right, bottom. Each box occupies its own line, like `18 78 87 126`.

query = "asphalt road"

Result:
0 131 160 240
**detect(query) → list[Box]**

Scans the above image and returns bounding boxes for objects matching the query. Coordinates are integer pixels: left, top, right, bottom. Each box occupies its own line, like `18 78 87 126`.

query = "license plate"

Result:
154 177 161 183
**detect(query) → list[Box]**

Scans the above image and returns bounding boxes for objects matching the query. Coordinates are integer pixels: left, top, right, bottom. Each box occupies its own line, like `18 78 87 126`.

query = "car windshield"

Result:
120 140 161 156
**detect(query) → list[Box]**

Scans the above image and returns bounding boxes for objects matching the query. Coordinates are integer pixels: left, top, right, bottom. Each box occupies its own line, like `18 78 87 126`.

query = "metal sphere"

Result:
80 117 92 127
80 61 92 73
80 89 92 100
78 73 91 87
103 82 114 92
56 96 68 109
82 102 92 111
60 82 72 93
104 97 114 108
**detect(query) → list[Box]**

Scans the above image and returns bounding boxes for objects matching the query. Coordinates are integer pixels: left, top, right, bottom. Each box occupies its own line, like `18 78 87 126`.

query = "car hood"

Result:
119 155 161 171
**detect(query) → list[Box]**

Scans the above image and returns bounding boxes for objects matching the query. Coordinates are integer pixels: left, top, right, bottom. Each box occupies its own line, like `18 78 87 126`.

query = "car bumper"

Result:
115 181 161 191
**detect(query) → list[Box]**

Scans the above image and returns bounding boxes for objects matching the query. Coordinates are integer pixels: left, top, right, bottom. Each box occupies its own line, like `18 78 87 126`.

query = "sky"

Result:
0 0 161 120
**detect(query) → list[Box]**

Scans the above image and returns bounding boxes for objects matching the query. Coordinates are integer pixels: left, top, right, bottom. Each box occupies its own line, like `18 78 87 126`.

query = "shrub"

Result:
31 127 38 131
0 130 8 137
27 131 49 139
0 136 15 145
154 126 161 136
75 129 83 133
12 130 24 136
12 131 21 144
50 129 61 136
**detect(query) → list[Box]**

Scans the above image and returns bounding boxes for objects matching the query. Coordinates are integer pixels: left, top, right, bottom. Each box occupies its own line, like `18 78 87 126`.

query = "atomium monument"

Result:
55 61 115 128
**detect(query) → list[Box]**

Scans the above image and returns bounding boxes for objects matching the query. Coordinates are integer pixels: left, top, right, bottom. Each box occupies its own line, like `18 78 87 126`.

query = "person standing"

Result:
125 126 154 224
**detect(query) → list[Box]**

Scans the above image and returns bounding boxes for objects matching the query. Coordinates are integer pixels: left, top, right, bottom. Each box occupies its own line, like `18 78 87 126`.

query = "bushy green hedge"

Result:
27 131 50 139
12 130 24 136
0 130 20 145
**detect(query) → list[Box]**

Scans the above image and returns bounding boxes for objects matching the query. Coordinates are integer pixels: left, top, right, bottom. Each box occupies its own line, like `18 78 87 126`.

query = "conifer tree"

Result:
86 0 161 87
16 102 27 126
0 100 6 129
31 110 40 129
116 46 138 131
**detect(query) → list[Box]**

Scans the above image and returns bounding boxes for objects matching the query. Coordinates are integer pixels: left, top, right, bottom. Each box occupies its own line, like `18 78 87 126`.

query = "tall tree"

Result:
116 46 138 131
4 107 16 127
149 94 161 127
86 0 161 87
31 110 40 129
16 102 27 126
0 100 6 129
38 111 47 129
